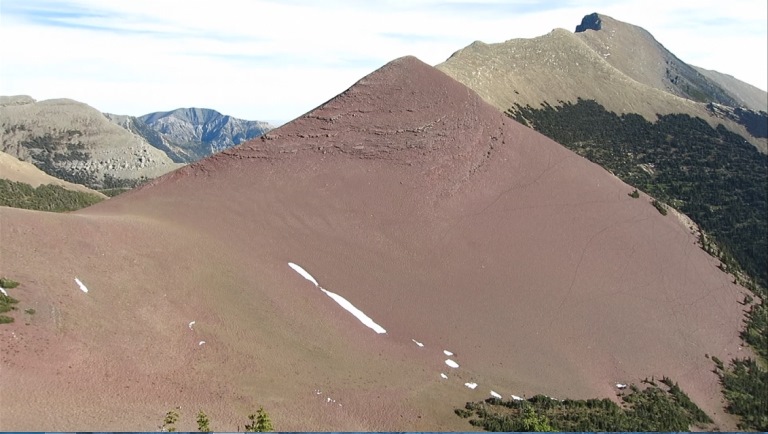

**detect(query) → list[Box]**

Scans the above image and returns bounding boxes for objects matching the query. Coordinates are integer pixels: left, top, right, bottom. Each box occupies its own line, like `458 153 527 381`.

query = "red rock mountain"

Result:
0 56 747 430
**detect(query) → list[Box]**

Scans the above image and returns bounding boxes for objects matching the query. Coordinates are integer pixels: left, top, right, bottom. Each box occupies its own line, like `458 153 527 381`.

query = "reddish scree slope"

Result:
0 56 748 430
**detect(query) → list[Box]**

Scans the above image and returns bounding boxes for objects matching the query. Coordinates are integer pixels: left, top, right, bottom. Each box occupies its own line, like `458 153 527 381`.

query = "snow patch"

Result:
288 262 319 286
443 350 453 356
511 395 523 401
445 359 459 368
440 373 448 379
412 339 424 347
188 321 195 330
74 278 88 293
0 287 7 297
464 382 478 389
490 391 502 399
198 341 206 346
616 383 627 390
319 287 386 334
289 262 386 334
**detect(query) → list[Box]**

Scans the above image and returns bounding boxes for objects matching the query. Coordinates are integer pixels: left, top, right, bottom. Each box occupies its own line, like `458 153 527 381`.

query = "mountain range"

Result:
1 96 273 188
0 12 765 432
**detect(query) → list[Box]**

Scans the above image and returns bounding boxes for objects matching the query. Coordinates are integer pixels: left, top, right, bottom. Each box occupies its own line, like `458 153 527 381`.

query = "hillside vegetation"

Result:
507 98 767 430
508 98 767 288
457 378 713 431
0 179 104 211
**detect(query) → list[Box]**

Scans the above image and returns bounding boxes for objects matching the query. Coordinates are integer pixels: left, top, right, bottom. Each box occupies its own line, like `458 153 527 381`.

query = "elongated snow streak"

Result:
288 262 319 286
74 278 88 293
199 341 206 346
511 395 523 401
0 287 7 297
440 373 448 379
319 287 387 334
288 262 386 334
490 391 502 399
445 359 459 368
464 382 478 389
443 350 453 356
189 321 195 330
412 339 424 347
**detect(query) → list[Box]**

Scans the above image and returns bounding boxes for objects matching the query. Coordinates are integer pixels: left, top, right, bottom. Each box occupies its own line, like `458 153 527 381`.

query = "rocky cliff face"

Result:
135 108 273 162
1 96 182 188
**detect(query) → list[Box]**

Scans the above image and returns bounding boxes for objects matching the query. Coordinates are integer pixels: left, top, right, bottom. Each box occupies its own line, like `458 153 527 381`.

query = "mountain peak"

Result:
218 54 504 169
575 12 602 32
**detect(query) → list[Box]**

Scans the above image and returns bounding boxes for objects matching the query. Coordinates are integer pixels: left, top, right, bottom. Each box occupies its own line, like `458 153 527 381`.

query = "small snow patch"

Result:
443 350 453 356
512 395 523 401
74 278 88 293
412 339 424 347
616 383 627 390
445 359 459 368
198 341 206 346
440 373 448 379
288 262 319 286
0 287 7 297
490 391 502 399
464 382 478 389
188 321 195 330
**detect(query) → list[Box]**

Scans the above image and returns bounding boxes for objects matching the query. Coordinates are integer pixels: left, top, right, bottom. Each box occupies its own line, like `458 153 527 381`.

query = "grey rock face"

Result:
136 108 274 162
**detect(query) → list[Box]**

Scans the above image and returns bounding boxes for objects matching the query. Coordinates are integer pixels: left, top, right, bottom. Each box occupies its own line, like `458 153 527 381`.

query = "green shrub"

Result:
629 189 640 198
0 278 20 289
245 407 273 432
0 315 13 324
162 408 179 432
0 294 19 314
0 278 19 289
197 410 211 432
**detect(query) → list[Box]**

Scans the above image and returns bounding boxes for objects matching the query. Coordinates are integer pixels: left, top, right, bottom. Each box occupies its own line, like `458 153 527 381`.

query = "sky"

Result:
1 0 766 123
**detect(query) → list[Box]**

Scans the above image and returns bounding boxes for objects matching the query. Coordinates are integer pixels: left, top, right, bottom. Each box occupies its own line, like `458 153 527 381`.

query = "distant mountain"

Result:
437 13 767 151
0 95 182 189
108 108 274 163
1 96 273 188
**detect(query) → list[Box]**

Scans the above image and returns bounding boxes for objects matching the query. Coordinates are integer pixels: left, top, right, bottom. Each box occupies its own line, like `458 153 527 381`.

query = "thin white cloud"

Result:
0 0 765 121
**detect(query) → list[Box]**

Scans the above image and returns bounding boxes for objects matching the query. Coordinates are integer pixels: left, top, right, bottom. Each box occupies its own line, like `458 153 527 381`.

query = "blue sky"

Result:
1 0 766 122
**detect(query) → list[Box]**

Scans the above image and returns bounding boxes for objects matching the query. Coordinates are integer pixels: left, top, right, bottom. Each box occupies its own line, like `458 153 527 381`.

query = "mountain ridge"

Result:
437 13 767 152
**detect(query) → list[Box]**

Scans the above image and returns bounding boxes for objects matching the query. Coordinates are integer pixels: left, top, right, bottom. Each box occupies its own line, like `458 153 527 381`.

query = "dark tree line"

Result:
506 98 767 430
